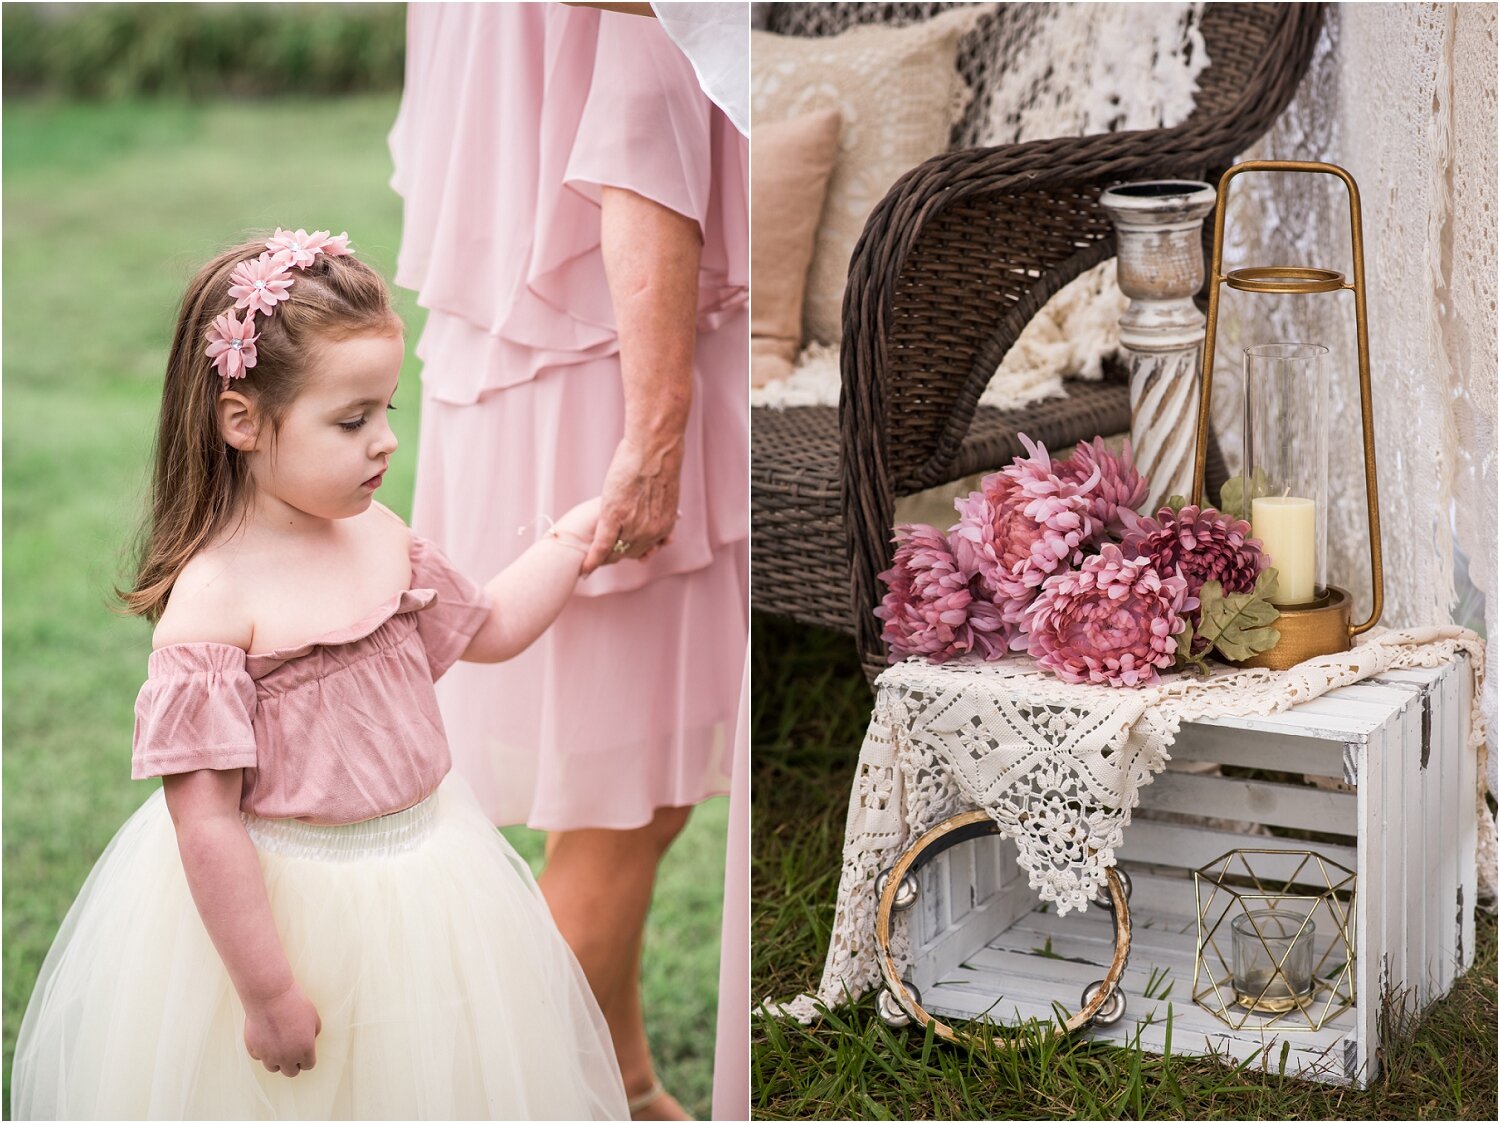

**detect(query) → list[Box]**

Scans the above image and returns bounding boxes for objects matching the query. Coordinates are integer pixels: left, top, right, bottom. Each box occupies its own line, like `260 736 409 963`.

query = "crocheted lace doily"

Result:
769 626 1495 1023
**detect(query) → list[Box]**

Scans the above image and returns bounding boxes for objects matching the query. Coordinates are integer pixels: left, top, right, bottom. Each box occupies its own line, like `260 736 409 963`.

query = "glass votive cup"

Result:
1231 908 1316 1013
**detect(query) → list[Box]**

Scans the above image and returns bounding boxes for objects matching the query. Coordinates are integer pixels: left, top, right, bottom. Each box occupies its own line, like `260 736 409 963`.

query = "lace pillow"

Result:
750 5 985 347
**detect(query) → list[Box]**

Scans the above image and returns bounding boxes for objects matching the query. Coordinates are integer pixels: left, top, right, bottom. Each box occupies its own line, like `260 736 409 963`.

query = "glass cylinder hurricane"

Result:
1242 343 1329 606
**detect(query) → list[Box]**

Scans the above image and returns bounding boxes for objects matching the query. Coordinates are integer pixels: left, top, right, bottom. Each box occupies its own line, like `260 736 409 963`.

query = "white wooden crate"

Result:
904 655 1475 1087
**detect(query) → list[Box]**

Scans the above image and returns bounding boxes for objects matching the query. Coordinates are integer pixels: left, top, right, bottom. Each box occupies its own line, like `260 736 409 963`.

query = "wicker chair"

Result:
751 2 1324 682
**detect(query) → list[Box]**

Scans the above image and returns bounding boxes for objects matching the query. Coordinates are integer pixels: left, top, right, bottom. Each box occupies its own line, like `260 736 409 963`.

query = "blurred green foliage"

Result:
3 3 406 97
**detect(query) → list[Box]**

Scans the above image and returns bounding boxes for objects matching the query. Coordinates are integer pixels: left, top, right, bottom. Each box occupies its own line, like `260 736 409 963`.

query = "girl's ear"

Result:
217 390 261 452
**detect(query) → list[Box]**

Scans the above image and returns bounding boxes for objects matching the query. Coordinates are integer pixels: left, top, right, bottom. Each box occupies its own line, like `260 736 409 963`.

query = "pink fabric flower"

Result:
875 525 1008 663
322 231 353 256
266 227 342 268
1025 544 1196 687
950 434 1101 641
227 253 295 316
1054 436 1149 540
205 310 258 382
1120 504 1267 600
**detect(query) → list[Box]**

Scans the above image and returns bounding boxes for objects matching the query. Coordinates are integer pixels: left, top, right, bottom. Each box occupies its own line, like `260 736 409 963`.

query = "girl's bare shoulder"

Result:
151 541 256 652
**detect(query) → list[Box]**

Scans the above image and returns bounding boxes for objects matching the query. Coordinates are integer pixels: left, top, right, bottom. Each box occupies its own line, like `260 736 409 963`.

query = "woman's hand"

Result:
581 436 683 574
243 980 321 1077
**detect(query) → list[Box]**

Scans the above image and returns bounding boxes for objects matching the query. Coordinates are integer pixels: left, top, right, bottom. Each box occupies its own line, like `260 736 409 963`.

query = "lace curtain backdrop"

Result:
1215 2 1497 791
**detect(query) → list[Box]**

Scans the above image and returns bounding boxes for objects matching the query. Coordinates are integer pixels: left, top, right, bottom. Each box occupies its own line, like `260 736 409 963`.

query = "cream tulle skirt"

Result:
11 778 628 1120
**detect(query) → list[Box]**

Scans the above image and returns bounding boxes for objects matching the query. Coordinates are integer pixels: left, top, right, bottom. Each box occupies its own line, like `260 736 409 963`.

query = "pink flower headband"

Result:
204 228 352 385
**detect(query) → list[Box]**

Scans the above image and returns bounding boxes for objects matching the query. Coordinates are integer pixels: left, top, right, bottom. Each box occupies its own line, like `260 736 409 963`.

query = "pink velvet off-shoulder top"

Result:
131 533 493 825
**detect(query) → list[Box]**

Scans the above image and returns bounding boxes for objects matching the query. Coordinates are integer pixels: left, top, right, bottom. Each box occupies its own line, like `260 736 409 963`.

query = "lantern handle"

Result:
1192 160 1382 637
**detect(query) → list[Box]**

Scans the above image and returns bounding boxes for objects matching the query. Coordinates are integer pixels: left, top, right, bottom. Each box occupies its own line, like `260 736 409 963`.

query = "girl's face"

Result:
244 330 405 523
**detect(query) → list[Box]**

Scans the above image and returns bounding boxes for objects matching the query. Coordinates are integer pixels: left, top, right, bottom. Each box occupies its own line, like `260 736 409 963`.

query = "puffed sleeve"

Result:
409 533 495 682
132 644 258 779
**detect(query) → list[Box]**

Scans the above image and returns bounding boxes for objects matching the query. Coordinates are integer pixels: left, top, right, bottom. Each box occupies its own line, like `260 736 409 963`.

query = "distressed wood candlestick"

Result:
1099 181 1217 512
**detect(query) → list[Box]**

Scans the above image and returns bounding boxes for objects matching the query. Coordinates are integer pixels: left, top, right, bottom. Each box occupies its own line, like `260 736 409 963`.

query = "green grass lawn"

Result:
2 95 725 1119
751 614 1499 1120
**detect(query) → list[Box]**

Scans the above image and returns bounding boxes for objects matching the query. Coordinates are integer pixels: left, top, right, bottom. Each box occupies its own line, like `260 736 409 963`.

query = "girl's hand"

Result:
244 980 321 1077
553 496 604 545
581 436 682 574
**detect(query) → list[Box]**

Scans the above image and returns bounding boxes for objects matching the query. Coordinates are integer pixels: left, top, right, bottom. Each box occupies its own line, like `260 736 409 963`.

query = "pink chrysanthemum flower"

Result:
1054 436 1149 540
266 227 342 268
1025 544 1197 687
1120 504 1268 601
205 310 259 383
227 253 295 317
875 525 1008 664
950 434 1101 638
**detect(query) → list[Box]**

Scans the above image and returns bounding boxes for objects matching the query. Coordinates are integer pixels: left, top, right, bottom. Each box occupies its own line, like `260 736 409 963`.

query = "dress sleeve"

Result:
409 533 495 682
564 12 715 233
132 644 258 780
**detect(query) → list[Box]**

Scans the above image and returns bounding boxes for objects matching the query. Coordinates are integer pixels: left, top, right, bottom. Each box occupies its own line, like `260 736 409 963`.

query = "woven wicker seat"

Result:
751 2 1324 682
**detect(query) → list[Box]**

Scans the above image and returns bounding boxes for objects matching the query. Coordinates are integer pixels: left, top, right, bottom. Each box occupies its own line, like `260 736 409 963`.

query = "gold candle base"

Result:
1236 586 1352 670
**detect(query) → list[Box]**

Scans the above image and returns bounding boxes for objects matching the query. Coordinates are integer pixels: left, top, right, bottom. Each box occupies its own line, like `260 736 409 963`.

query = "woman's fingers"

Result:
582 511 625 575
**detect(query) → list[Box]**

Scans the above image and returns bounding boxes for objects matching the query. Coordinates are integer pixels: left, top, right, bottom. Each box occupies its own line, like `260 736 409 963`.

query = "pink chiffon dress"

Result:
388 3 749 831
11 532 628 1120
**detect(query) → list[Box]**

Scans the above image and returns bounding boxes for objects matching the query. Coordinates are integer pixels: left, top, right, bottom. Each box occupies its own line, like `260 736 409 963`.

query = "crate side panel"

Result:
1139 770 1357 834
1115 821 1358 881
1455 654 1477 975
1355 731 1379 1085
1170 723 1347 776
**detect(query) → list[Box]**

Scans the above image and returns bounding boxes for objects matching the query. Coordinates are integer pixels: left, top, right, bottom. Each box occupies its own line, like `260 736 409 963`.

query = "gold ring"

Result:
611 538 630 555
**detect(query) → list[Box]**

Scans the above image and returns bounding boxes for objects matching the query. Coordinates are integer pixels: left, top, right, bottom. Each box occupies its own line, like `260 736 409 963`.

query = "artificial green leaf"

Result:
1162 494 1189 514
1197 569 1282 662
1218 467 1271 522
1173 618 1211 676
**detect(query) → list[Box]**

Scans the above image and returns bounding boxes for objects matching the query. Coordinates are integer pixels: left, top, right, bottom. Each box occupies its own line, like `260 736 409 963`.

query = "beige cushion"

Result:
750 109 842 387
751 6 983 346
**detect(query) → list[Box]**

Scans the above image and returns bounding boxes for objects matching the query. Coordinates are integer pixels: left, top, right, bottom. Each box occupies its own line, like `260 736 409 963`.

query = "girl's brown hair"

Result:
122 235 401 621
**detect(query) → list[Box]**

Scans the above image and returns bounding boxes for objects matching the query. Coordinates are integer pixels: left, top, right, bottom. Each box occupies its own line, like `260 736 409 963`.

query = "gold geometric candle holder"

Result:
1193 848 1357 1032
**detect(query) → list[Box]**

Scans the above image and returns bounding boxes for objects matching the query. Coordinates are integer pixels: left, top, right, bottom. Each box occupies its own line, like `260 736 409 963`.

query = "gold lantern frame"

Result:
1190 160 1384 669
1192 848 1357 1033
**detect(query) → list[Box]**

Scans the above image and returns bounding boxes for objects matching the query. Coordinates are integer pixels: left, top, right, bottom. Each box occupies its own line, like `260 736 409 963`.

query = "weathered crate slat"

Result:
901 655 1475 1088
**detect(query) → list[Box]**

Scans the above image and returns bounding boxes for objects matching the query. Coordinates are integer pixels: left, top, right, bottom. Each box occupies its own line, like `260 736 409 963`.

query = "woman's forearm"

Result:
599 185 701 455
164 772 296 1006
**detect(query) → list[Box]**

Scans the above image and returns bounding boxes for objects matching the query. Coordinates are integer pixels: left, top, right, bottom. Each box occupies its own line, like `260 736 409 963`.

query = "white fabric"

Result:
771 627 1493 1022
1213 4 1498 793
753 2 1206 412
654 2 750 136
12 778 628 1119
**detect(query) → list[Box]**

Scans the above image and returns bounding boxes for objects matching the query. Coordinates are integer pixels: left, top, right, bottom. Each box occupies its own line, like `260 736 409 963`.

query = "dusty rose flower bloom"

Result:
1024 544 1196 687
1054 436 1149 540
875 525 1008 663
1120 504 1267 600
950 434 1100 638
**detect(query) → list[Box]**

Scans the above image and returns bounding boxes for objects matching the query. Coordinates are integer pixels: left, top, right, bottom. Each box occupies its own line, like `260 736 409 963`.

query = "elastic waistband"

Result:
242 791 440 860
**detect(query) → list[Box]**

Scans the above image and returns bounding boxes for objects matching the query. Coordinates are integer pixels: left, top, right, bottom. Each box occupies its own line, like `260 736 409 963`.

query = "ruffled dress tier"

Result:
389 3 749 830
12 535 628 1121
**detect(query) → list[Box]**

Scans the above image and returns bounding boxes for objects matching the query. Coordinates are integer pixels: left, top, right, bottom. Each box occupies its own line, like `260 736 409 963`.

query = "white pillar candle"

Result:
1251 496 1317 605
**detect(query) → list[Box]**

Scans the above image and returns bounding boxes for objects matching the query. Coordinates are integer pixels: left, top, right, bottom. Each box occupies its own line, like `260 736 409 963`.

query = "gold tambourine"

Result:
874 810 1133 1046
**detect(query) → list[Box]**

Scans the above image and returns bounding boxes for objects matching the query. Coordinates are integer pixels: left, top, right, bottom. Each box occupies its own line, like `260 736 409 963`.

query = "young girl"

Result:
11 230 630 1120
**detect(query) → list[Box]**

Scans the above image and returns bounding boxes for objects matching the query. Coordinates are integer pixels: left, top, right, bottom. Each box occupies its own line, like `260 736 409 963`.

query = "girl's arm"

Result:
163 768 320 1076
461 497 602 664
